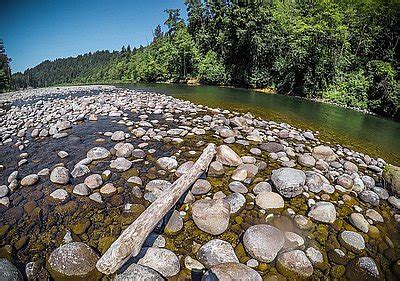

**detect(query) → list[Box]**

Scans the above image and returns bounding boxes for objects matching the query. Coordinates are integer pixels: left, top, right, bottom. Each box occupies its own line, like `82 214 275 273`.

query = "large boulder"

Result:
47 242 100 280
192 199 230 235
136 247 180 278
308 202 337 223
383 164 400 196
0 258 23 281
271 168 306 198
197 239 239 268
276 250 313 278
243 225 284 263
312 145 337 162
216 145 243 166
202 262 262 281
115 263 163 281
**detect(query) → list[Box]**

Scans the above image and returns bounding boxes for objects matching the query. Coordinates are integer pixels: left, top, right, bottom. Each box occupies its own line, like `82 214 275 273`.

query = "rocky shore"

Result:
0 85 399 280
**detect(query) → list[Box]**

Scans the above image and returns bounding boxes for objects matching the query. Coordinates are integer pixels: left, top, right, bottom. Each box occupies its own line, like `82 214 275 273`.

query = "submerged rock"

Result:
383 164 400 196
243 224 284 263
156 157 178 171
136 247 180 278
276 250 313 278
87 147 110 160
47 242 100 280
346 257 380 280
20 174 39 186
255 192 284 210
192 199 230 235
115 263 163 281
0 258 23 281
202 262 262 281
308 202 336 223
339 231 365 252
197 239 239 268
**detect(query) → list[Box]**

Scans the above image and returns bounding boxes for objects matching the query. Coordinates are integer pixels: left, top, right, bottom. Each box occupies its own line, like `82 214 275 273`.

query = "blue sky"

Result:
0 0 187 73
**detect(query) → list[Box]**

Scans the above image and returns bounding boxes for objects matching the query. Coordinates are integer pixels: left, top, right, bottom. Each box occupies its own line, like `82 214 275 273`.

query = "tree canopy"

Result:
10 0 400 119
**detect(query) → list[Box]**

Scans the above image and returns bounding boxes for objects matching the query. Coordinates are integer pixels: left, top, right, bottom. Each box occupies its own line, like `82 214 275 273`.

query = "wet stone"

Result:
271 168 306 198
50 167 70 185
196 239 239 268
192 179 212 195
192 198 230 235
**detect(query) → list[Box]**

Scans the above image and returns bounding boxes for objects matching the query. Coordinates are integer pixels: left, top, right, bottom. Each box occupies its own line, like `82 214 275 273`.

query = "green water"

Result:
117 83 400 165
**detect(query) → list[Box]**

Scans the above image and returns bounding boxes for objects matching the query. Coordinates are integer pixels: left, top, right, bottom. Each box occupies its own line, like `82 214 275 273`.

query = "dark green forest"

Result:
7 0 400 119
0 40 12 92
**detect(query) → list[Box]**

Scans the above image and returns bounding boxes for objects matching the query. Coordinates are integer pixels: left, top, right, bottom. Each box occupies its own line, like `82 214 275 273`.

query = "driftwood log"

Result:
96 143 217 275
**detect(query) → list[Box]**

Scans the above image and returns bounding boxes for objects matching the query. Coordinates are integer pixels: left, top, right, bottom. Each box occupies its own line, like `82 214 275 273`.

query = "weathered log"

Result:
96 143 217 275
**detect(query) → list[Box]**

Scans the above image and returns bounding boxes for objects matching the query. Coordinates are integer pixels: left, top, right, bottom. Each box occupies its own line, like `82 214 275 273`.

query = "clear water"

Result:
116 83 400 165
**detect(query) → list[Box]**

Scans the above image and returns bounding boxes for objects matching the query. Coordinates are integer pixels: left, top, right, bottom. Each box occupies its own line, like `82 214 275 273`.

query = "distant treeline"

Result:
10 0 400 119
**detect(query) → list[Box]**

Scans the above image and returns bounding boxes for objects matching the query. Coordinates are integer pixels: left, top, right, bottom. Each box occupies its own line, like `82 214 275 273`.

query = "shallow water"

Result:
116 83 400 165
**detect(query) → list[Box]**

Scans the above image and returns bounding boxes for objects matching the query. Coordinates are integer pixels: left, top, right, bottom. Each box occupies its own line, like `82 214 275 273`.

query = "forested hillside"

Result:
0 40 12 93
12 0 400 119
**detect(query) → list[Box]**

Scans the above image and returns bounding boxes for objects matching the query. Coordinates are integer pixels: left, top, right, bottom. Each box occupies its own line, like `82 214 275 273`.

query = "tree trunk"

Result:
96 143 216 275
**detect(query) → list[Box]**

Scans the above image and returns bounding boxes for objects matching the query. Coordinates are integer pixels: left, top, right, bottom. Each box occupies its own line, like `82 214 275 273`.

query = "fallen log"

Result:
96 143 217 275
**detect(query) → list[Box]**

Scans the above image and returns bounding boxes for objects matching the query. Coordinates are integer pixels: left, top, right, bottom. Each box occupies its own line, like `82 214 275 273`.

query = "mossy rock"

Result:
97 236 116 254
71 219 91 235
331 265 345 278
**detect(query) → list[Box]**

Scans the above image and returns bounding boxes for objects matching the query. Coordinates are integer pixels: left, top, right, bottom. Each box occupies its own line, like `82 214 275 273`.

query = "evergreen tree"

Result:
0 39 12 92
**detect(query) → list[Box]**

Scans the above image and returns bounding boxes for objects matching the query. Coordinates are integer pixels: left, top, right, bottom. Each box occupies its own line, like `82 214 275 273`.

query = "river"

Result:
116 83 400 165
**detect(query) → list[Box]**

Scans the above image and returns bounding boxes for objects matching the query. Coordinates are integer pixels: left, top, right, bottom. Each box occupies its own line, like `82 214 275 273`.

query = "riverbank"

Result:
0 85 399 280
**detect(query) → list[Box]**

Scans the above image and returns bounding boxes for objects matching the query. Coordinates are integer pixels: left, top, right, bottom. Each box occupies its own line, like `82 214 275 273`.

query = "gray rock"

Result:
383 164 400 196
192 199 230 235
114 142 134 157
346 257 380 280
47 242 100 279
260 142 284 153
339 231 365 252
175 161 194 177
71 164 90 178
243 224 284 263
197 239 239 268
111 131 126 141
50 189 69 201
192 179 212 195
252 182 271 195
365 209 384 223
115 263 163 281
0 258 23 281
255 192 284 210
156 157 178 171
84 174 103 189
208 161 225 176
224 193 246 213
215 145 243 166
20 174 39 186
276 250 313 278
349 213 369 233
305 171 328 193
308 201 336 223
164 210 183 234
73 183 90 196
136 247 180 277
271 168 306 198
110 157 132 171
298 154 316 167
202 263 262 281
312 145 337 161
50 167 70 185
359 190 380 206
228 181 248 193
87 147 110 160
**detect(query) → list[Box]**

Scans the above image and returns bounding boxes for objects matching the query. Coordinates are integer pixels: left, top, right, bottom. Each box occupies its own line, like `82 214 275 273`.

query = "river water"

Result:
117 83 400 165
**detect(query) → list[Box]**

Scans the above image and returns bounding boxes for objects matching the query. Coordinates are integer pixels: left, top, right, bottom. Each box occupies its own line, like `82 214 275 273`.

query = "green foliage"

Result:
11 1 400 119
0 39 12 93
198 51 225 84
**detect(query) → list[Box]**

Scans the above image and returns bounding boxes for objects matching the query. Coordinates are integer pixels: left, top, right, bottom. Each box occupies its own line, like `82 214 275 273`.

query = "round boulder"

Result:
243 224 284 263
255 192 284 210
276 250 313 278
47 242 100 280
271 168 306 198
308 201 336 223
50 167 70 185
87 147 110 160
192 199 230 235
202 262 262 281
312 145 337 162
197 239 239 268
136 247 180 278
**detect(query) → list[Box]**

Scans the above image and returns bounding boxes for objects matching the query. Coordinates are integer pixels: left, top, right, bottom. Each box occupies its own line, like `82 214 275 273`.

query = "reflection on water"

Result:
117 83 400 165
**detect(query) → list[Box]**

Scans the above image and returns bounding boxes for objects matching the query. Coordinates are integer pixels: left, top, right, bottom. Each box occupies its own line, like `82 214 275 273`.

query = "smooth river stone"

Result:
136 247 180 278
243 224 284 263
255 192 284 210
277 250 313 278
196 239 239 268
87 147 110 160
271 168 306 198
215 145 243 166
307 201 337 223
192 198 230 235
